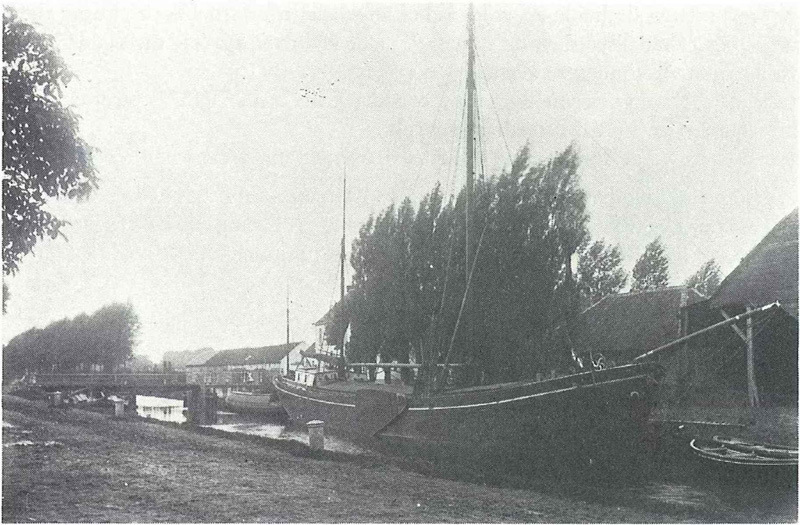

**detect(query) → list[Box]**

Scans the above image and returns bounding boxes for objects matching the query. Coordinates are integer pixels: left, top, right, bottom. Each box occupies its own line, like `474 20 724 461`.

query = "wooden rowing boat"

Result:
712 435 798 461
689 437 798 479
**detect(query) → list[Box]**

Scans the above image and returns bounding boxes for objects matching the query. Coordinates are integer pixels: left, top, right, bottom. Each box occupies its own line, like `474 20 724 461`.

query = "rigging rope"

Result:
476 48 514 167
444 91 468 201
409 69 462 196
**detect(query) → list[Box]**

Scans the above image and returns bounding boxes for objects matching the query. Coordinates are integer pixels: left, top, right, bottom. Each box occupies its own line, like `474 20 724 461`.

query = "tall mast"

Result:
340 163 346 306
465 3 475 282
285 287 290 376
340 164 347 357
465 3 476 358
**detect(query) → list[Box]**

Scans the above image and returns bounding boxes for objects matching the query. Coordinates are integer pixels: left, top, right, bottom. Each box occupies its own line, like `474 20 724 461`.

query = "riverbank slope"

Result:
1 395 793 522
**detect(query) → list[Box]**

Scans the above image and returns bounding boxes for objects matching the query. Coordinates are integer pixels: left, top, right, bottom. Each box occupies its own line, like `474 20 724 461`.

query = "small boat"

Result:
712 435 798 461
690 438 798 483
224 390 286 418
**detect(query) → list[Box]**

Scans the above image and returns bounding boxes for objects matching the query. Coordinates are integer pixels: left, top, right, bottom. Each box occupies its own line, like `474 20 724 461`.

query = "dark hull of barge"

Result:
274 363 661 469
224 391 287 418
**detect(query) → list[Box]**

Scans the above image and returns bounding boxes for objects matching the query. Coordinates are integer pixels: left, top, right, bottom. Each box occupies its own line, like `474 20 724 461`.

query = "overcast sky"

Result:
4 1 797 363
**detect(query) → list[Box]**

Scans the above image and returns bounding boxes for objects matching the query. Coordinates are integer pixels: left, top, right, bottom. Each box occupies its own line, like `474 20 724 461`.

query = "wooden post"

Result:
187 387 204 425
113 398 125 418
204 390 218 425
746 306 760 408
307 420 325 450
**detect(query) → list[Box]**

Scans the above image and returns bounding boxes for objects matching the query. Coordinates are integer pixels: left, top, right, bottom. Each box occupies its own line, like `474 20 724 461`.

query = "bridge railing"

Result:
33 372 188 388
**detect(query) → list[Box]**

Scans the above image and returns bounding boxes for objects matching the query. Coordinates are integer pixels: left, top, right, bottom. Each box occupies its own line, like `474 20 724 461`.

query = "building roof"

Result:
162 347 218 369
578 286 706 363
707 208 798 318
313 290 353 326
200 342 310 367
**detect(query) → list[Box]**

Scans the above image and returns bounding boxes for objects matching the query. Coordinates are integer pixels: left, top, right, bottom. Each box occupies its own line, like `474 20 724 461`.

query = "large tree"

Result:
577 239 627 308
631 237 670 292
685 258 722 297
3 8 98 275
337 145 589 385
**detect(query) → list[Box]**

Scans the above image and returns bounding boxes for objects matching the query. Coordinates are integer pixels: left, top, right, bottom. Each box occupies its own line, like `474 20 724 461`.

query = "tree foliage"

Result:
577 239 627 308
685 258 721 297
631 237 670 292
3 8 98 275
3 302 140 379
328 145 589 385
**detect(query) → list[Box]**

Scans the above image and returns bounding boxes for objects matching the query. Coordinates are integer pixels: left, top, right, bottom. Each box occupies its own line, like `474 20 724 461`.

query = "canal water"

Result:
135 395 187 424
134 396 797 522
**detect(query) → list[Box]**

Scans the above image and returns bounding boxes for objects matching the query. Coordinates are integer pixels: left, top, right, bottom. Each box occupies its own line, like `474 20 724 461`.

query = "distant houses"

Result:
186 342 311 389
162 347 218 371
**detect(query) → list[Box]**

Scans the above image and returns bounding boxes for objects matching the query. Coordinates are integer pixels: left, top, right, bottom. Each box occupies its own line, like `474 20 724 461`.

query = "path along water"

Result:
135 396 796 522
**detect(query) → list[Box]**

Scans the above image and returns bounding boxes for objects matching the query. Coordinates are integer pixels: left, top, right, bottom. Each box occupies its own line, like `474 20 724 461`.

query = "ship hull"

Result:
224 391 287 418
274 363 660 469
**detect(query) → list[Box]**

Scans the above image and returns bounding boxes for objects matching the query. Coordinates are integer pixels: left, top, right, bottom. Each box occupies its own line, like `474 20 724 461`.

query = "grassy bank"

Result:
2 395 795 523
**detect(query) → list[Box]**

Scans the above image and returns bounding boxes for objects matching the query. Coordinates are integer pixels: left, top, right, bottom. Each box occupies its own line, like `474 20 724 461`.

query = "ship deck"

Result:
316 380 413 395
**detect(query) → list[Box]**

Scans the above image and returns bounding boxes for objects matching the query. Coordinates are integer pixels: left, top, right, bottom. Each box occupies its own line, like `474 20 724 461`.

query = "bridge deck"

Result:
34 373 189 389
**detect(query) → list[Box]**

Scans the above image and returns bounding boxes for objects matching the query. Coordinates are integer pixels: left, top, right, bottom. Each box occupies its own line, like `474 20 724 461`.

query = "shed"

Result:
578 286 706 365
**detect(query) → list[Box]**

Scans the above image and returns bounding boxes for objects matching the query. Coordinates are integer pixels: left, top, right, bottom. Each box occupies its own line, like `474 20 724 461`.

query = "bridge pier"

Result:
186 388 217 426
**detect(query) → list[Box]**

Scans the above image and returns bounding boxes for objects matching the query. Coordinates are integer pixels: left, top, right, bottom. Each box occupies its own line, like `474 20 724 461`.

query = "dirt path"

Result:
0 395 719 522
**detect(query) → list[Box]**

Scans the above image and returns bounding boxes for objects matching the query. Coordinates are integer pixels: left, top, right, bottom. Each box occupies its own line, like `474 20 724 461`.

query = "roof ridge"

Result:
619 285 685 297
710 208 798 303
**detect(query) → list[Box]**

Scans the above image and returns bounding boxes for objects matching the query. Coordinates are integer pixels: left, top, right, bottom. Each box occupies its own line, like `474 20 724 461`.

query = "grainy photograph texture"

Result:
2 1 798 523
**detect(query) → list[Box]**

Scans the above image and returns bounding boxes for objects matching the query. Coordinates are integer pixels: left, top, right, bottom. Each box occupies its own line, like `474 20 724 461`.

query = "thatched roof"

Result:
707 208 798 318
201 342 309 367
578 286 706 363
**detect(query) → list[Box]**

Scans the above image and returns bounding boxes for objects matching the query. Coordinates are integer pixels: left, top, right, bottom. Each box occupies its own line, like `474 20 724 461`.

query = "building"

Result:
685 208 798 408
162 347 218 371
313 291 352 356
578 209 797 444
186 341 311 389
578 285 706 366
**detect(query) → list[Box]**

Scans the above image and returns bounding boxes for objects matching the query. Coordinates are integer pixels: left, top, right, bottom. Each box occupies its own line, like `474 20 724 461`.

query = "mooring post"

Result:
113 398 125 418
204 390 218 425
49 391 62 407
307 420 325 450
186 387 202 425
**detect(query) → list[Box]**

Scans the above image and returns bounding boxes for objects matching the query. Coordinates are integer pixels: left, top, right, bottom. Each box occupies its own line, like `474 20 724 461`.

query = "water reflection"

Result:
207 421 366 455
135 395 186 424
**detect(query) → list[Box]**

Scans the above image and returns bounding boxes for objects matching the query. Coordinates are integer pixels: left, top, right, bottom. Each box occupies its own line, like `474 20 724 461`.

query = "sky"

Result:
3 1 798 363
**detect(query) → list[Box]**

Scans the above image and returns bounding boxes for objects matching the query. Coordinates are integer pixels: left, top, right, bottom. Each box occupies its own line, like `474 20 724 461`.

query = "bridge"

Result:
31 373 218 425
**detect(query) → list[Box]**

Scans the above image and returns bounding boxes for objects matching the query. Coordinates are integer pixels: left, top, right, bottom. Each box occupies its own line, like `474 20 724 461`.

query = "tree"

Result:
631 237 670 291
340 144 589 385
685 258 721 297
3 8 98 275
2 302 140 378
577 239 628 308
